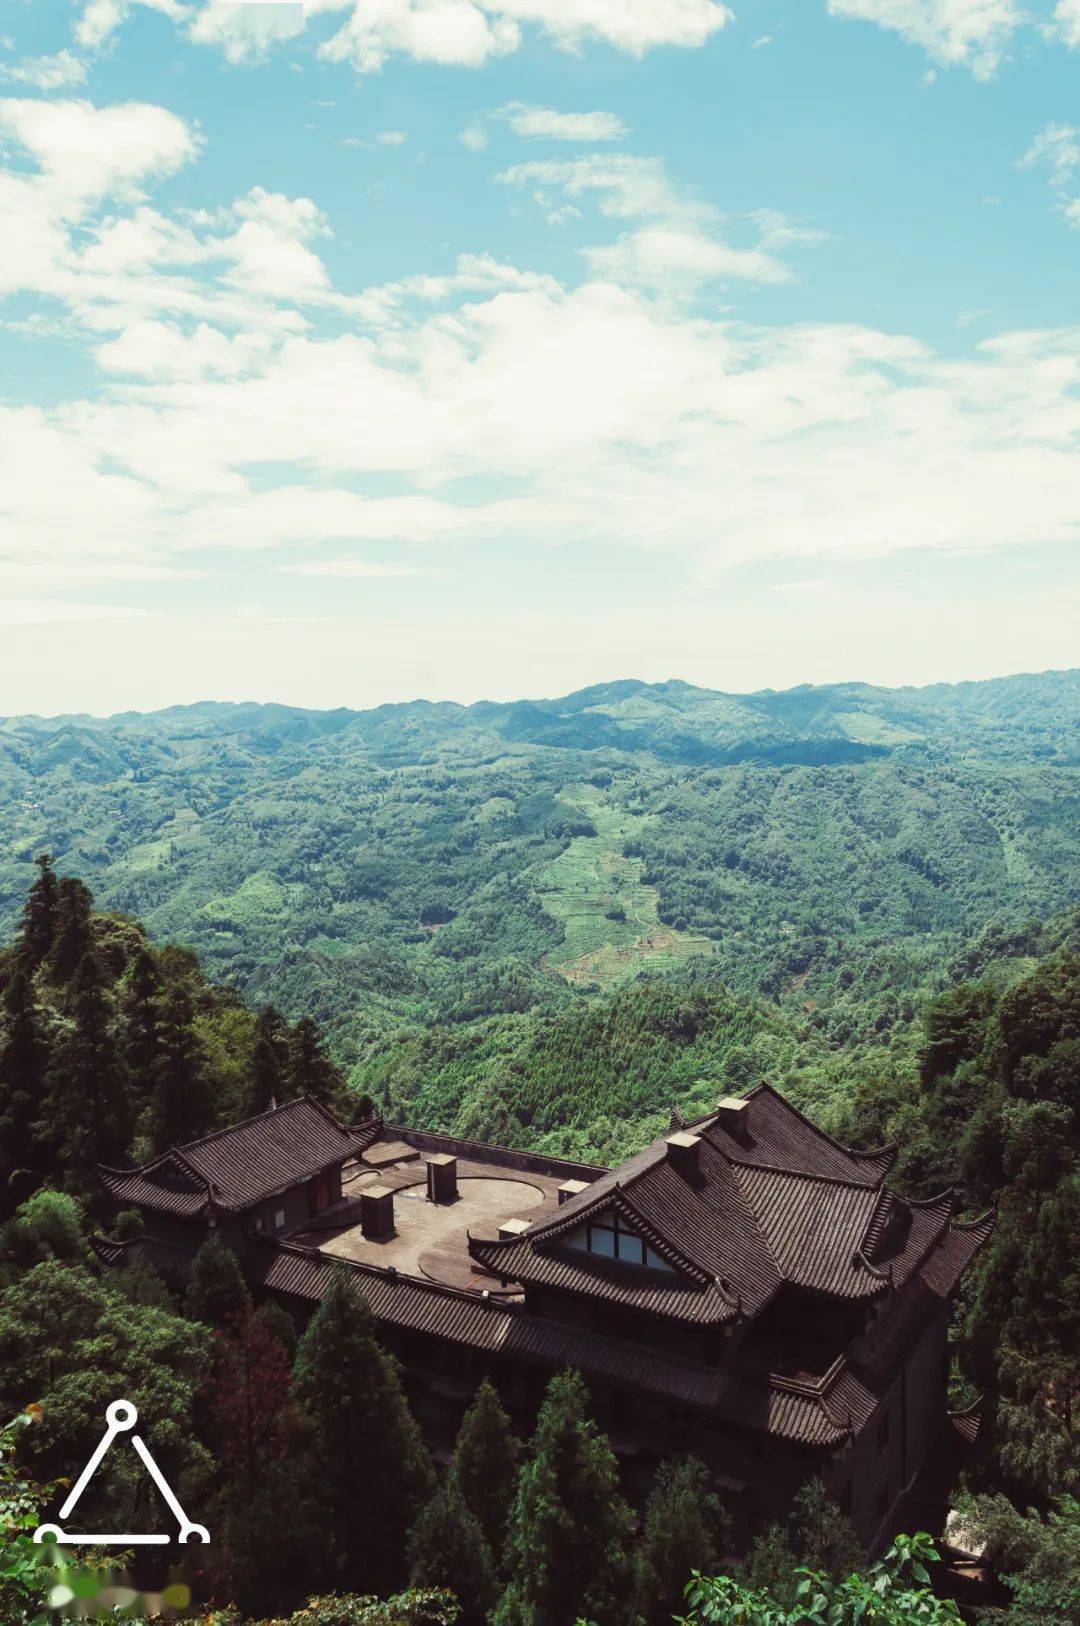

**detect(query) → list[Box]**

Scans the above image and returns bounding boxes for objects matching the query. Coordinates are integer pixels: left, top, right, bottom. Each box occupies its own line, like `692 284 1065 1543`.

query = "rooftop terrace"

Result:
291 1134 569 1294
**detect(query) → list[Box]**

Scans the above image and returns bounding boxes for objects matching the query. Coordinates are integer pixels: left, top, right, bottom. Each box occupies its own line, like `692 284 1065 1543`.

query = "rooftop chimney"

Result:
715 1097 750 1144
558 1178 589 1206
426 1153 458 1204
665 1131 701 1176
360 1184 395 1239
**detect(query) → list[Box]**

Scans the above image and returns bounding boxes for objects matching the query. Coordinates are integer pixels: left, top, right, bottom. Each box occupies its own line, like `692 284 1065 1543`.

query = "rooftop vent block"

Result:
558 1179 590 1206
665 1131 702 1176
498 1217 531 1241
426 1153 458 1204
360 1184 395 1239
715 1097 750 1144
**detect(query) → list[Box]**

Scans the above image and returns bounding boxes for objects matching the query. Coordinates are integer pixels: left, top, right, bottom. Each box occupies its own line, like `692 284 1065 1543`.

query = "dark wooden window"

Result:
877 1412 890 1455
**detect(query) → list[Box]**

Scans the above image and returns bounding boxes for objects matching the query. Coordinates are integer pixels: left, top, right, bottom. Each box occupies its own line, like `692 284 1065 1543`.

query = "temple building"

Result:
96 1085 992 1554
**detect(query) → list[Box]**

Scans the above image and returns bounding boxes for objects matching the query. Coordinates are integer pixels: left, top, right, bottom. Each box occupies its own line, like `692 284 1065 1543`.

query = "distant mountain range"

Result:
1 669 1077 1092
4 667 1077 769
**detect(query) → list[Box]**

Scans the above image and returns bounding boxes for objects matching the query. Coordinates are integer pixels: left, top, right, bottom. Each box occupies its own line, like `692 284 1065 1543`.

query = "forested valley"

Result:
0 669 1076 1621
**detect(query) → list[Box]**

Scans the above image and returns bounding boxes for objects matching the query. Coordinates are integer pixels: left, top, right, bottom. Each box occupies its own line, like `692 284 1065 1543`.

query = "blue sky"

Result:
0 0 1078 714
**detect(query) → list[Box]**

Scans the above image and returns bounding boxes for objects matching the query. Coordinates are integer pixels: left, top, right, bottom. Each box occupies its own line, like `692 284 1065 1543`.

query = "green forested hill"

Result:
0 670 1077 1130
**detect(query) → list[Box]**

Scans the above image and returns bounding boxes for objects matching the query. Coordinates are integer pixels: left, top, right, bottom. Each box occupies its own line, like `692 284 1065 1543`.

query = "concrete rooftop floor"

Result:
291 1147 563 1293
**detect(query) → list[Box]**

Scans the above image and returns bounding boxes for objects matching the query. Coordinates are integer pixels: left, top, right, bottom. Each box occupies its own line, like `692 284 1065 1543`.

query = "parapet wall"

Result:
385 1122 605 1184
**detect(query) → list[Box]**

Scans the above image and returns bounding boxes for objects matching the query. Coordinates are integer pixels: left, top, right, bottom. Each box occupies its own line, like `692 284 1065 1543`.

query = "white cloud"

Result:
827 1 1023 79
460 125 488 151
1020 123 1080 230
0 51 88 90
1049 0 1080 48
187 1 307 64
76 0 185 51
586 225 792 289
376 129 407 145
500 154 809 290
1020 122 1080 189
0 97 198 211
180 0 729 72
498 102 627 140
499 152 707 222
3 91 1080 647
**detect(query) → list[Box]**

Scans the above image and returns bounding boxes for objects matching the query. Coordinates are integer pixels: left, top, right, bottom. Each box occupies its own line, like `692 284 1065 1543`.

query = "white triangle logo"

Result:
33 1400 210 1546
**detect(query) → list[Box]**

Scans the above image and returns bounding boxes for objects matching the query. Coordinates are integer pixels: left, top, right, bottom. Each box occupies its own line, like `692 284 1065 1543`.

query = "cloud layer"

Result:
3 92 1080 624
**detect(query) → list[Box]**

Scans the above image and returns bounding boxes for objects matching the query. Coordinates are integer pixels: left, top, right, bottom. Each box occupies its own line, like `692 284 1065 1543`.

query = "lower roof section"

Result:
92 1223 982 1453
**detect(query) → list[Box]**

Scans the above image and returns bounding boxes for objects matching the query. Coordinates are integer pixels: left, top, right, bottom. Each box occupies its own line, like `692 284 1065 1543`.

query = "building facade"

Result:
96 1085 991 1555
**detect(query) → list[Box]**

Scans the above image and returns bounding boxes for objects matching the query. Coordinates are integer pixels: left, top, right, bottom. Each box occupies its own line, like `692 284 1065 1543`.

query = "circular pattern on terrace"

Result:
418 1176 546 1292
318 1171 549 1291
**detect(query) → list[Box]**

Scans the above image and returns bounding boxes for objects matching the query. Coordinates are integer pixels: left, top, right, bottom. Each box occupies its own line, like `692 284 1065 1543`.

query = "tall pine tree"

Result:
633 1457 728 1624
184 1233 252 1331
0 968 48 1172
18 853 58 970
204 1300 318 1615
407 1481 498 1626
287 1016 346 1112
40 950 129 1188
123 946 163 1087
449 1375 520 1565
244 1005 288 1118
294 1268 434 1595
48 877 94 985
496 1370 633 1626
147 986 216 1153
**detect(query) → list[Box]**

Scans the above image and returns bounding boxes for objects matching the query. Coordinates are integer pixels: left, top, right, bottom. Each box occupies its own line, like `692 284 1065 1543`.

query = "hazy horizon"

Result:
3 661 1075 727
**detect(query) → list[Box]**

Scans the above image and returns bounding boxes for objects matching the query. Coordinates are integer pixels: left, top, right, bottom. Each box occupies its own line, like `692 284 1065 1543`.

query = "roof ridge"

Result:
948 1206 996 1236
175 1093 320 1156
751 1081 896 1172
731 1156 885 1193
98 1146 211 1188
907 1186 956 1213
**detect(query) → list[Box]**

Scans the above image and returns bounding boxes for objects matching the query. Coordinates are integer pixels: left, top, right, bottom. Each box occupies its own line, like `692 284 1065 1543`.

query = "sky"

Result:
0 1 1079 716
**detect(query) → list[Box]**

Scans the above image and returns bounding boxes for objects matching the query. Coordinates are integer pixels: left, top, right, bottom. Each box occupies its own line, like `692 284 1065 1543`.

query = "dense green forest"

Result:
1 673 1076 1110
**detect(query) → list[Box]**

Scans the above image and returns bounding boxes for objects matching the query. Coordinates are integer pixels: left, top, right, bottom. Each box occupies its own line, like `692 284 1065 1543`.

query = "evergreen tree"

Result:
255 1295 298 1360
449 1375 520 1563
407 1480 499 1626
39 951 129 1187
287 1015 346 1111
147 986 216 1153
245 1005 288 1118
48 877 94 984
633 1457 728 1625
294 1268 434 1596
183 1233 252 1331
0 968 48 1172
18 853 58 970
123 946 162 1087
496 1370 633 1626
787 1477 864 1579
204 1299 319 1614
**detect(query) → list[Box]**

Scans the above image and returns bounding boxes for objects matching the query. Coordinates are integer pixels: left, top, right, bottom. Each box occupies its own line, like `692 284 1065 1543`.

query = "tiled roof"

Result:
470 1085 910 1324
90 1232 842 1446
92 1183 991 1452
100 1098 379 1216
92 1085 993 1452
